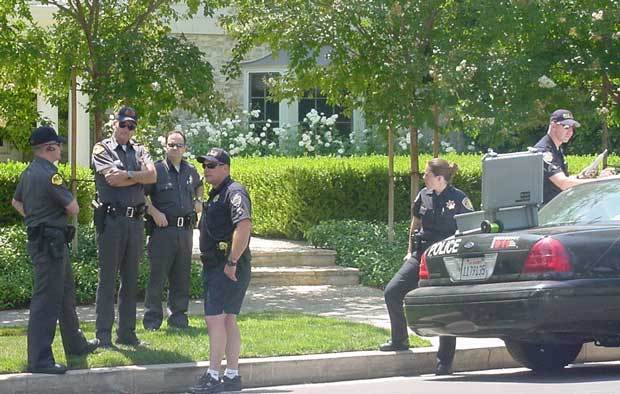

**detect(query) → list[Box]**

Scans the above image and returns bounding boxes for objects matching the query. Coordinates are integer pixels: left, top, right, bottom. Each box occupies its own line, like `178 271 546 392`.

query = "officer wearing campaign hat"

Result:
12 126 99 374
91 106 157 347
190 147 251 393
533 109 601 204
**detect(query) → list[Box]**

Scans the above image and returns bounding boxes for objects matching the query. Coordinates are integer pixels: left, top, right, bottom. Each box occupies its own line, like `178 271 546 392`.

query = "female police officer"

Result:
380 158 474 375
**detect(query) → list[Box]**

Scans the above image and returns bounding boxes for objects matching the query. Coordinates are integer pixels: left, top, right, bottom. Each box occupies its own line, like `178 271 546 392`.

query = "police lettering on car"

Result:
381 158 473 376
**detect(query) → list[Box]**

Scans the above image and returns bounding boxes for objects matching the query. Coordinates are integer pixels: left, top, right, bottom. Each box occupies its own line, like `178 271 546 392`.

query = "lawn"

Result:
0 311 430 374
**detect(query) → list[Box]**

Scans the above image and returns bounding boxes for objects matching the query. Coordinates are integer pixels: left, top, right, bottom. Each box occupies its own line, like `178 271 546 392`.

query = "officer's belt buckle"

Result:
217 241 228 252
177 217 184 227
126 206 135 218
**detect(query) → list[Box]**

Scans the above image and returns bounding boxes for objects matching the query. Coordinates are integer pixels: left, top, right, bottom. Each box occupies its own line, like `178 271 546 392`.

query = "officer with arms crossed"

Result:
91 106 156 347
12 126 99 374
143 130 203 330
190 148 252 394
381 158 474 375
534 109 618 205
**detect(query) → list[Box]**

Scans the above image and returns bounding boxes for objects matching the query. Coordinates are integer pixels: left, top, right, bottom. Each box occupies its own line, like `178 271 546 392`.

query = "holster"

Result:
93 204 106 234
411 232 429 254
200 240 231 267
144 214 155 236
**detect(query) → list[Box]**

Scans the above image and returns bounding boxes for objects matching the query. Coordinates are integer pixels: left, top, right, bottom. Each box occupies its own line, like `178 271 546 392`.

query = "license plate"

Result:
460 257 487 281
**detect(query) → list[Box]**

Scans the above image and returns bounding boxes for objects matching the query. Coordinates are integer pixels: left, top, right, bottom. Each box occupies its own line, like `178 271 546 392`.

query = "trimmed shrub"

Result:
306 220 410 289
0 161 95 226
0 225 204 310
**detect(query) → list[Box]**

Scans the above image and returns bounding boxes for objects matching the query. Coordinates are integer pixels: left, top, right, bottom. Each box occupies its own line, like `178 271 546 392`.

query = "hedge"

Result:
0 225 204 310
0 154 608 238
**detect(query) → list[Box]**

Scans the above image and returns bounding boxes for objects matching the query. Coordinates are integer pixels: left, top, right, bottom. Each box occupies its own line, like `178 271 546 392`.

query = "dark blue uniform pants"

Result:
27 229 88 368
384 256 456 365
144 226 193 328
95 215 144 341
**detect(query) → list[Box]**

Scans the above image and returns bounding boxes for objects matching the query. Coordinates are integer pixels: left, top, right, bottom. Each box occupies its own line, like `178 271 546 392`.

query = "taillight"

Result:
419 251 429 279
522 237 572 273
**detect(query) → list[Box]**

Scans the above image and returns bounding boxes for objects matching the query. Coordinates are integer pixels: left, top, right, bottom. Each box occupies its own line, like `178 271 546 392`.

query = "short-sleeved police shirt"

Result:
534 134 568 204
91 137 153 205
199 176 252 253
145 159 202 217
413 185 474 243
13 157 74 228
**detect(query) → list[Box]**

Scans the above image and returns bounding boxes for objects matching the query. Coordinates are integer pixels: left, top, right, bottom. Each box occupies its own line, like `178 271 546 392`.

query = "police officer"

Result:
190 148 251 394
12 126 99 374
143 131 203 330
91 106 156 347
381 158 474 376
534 109 608 205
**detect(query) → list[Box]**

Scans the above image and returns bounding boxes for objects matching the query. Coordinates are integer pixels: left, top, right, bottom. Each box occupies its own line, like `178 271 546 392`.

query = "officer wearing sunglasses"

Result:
142 131 204 330
91 106 157 347
190 148 252 394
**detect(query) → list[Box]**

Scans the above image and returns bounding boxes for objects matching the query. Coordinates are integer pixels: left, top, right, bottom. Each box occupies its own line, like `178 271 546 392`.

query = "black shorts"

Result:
202 254 251 316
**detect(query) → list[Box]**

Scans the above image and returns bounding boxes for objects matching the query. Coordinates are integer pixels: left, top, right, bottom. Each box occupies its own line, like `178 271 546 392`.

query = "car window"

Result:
539 180 620 225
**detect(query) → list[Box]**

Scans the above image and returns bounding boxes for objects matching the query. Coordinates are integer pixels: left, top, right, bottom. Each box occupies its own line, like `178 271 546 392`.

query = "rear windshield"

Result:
539 179 620 226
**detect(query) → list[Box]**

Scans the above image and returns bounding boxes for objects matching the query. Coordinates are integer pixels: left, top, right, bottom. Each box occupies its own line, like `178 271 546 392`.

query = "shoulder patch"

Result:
51 173 64 186
462 197 474 211
231 193 242 208
543 151 554 164
92 143 105 155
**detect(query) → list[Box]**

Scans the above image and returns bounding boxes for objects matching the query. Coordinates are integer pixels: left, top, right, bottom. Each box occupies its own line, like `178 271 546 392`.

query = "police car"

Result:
404 178 620 372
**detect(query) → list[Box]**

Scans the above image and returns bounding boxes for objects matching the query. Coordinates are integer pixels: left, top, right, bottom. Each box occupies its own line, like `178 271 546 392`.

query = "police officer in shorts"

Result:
91 107 156 347
143 130 203 330
190 148 252 394
12 126 99 374
381 158 474 375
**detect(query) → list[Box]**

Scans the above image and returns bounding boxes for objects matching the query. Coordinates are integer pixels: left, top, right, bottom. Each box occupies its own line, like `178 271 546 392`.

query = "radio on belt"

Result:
455 150 543 234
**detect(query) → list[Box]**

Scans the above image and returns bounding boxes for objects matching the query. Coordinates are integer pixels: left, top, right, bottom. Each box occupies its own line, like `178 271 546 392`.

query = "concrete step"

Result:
192 249 336 267
249 266 359 286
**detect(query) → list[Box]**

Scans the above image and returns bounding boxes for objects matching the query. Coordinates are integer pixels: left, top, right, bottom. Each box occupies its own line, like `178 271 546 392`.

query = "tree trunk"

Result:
94 109 104 143
387 121 395 243
409 121 420 216
602 74 611 168
432 104 440 157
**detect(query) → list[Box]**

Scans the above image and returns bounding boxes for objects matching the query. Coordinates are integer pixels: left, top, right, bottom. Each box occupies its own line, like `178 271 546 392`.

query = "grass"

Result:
0 311 430 374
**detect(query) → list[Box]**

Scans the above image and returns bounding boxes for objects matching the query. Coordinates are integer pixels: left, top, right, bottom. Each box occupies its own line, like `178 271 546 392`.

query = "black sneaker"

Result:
435 362 453 376
222 375 242 392
190 373 223 394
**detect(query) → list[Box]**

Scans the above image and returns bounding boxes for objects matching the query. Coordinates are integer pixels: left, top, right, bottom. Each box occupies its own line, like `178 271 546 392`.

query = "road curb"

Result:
2 343 620 394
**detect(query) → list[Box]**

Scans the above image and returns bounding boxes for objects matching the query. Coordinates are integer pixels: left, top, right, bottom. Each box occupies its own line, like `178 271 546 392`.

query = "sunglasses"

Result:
119 121 136 131
167 143 186 148
203 162 224 169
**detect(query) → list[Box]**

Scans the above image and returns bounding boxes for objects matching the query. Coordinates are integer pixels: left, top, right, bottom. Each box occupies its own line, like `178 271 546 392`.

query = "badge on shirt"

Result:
213 194 220 203
462 197 474 211
543 151 554 164
51 173 63 186
446 200 455 210
188 175 193 185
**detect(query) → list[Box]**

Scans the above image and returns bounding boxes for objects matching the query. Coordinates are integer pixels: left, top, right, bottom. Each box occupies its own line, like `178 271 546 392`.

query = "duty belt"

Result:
165 213 195 228
103 203 146 219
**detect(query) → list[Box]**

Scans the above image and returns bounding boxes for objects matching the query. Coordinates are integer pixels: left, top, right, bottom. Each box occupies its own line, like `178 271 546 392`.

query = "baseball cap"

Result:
197 148 231 165
30 126 67 146
117 106 138 123
550 109 580 127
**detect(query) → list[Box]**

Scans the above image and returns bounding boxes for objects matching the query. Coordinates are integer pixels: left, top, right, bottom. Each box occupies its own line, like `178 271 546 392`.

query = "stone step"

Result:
249 266 360 286
192 249 336 267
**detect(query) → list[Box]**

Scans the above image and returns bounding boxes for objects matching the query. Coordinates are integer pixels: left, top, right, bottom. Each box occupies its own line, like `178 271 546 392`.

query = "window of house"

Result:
298 88 352 136
249 73 280 132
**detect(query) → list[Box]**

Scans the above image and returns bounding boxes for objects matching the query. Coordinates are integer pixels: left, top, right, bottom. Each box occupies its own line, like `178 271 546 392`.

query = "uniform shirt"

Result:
13 157 73 228
534 134 568 204
145 159 202 217
91 137 153 205
199 176 252 253
413 185 474 244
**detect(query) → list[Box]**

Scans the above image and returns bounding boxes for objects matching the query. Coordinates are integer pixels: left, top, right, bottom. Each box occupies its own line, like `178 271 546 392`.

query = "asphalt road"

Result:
240 362 620 394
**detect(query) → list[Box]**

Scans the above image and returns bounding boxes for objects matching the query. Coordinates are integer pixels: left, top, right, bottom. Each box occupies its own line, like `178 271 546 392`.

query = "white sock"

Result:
224 368 238 378
207 369 219 380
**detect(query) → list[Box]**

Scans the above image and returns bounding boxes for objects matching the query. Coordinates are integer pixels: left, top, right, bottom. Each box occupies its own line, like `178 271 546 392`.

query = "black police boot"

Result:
435 362 453 376
68 338 100 356
115 333 144 347
28 363 68 374
379 339 410 351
